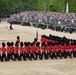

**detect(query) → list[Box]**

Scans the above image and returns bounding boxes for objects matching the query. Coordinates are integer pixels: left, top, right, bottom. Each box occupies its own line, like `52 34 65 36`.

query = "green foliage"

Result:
0 0 76 14
0 0 37 14
37 0 76 13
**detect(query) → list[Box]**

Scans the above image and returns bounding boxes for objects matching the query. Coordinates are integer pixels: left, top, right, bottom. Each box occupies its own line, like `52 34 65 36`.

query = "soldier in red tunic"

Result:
41 42 45 59
1 42 7 62
60 43 65 59
30 43 36 60
46 42 52 59
10 42 14 60
40 35 45 44
51 44 57 59
16 36 20 44
14 42 19 61
10 24 13 30
33 38 38 47
35 42 41 60
74 40 76 57
19 42 25 61
72 42 76 57
54 44 59 59
7 42 12 61
23 42 28 60
9 19 13 30
28 42 32 60
9 19 13 24
68 43 72 58
24 42 29 60
64 43 69 58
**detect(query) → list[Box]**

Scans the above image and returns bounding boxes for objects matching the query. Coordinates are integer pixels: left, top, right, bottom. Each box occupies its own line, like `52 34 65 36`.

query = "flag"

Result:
36 30 38 39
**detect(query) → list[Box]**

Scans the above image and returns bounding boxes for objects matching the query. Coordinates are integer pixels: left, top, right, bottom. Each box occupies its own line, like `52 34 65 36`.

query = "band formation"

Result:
0 34 76 62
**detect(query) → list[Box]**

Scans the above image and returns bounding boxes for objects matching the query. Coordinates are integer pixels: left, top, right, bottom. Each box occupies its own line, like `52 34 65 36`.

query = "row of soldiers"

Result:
0 35 76 62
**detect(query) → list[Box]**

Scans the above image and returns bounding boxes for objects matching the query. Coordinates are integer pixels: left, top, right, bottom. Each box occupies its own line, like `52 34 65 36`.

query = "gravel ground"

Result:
0 21 76 75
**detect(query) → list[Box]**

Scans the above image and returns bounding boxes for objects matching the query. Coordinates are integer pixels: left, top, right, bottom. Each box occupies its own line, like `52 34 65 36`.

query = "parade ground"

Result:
0 21 76 75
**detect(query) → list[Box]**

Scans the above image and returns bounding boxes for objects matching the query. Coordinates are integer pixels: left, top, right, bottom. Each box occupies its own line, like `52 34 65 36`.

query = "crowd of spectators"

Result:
10 11 76 33
11 11 76 26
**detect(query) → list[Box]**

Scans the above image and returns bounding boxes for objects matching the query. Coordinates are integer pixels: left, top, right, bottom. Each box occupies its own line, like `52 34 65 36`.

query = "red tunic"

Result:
73 45 76 52
23 46 26 53
16 40 20 43
54 45 59 52
10 24 12 27
46 46 51 53
46 39 49 44
1 46 6 54
49 40 55 43
64 45 69 52
40 38 46 43
69 45 73 52
35 46 40 54
58 45 61 52
32 46 35 52
51 46 55 53
60 46 64 53
20 46 24 54
28 46 31 53
9 19 12 24
72 46 76 52
29 46 34 54
24 46 29 54
7 46 12 54
41 46 45 53
10 46 14 54
14 47 18 54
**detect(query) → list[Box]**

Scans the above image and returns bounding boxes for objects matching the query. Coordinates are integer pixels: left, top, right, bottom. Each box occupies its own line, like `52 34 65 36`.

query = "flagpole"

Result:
66 3 69 13
36 30 38 39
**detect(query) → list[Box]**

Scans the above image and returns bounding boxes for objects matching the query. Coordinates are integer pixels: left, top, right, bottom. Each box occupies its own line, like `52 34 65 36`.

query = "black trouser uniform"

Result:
44 52 48 59
14 54 19 61
52 52 57 59
68 51 72 58
19 54 26 61
30 53 36 60
35 52 41 60
7 54 14 61
73 51 76 57
41 52 45 59
1 54 7 62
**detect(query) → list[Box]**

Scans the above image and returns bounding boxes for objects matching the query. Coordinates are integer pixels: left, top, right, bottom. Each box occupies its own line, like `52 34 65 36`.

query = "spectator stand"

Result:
9 11 76 33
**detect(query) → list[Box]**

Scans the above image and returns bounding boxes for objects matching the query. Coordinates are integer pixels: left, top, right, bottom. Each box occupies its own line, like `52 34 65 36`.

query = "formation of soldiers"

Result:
0 35 76 62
